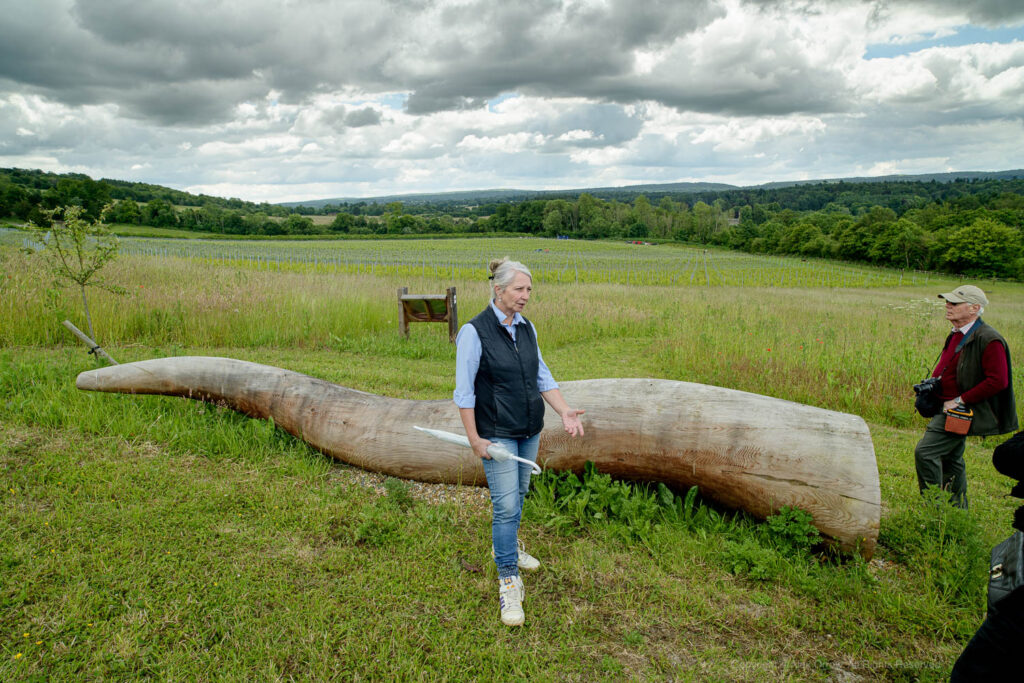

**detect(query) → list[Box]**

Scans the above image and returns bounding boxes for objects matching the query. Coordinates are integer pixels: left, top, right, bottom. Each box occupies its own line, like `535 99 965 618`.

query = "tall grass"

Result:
4 240 1021 428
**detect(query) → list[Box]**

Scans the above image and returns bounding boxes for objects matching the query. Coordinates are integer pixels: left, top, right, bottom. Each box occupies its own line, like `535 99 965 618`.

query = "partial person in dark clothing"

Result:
951 584 1024 680
993 430 1024 487
992 431 1024 537
913 285 1017 508
951 431 1024 679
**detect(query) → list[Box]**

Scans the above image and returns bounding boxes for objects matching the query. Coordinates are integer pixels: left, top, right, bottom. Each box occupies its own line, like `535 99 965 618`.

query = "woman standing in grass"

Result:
454 257 585 627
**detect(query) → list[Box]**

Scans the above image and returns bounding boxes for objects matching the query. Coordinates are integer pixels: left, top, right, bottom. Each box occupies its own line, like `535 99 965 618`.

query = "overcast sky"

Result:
1 0 1022 203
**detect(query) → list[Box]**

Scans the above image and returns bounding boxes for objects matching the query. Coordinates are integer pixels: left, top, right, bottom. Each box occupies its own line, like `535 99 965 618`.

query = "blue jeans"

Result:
482 433 540 576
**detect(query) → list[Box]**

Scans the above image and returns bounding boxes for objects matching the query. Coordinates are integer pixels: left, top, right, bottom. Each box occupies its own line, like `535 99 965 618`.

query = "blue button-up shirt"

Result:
453 301 559 408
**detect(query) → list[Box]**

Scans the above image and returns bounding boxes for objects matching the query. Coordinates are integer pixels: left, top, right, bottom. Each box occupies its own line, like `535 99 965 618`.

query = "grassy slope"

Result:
3 241 1022 680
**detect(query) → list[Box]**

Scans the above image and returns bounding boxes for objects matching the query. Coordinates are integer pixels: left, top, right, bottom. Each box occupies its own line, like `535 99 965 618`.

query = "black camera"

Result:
913 376 942 417
913 376 940 395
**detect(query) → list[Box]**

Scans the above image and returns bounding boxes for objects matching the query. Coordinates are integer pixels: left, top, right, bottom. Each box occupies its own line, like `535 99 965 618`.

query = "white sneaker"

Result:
492 539 541 571
498 576 525 626
515 539 540 571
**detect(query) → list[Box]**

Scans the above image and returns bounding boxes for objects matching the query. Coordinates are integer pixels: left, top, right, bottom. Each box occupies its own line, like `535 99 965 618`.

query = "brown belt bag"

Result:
944 405 974 435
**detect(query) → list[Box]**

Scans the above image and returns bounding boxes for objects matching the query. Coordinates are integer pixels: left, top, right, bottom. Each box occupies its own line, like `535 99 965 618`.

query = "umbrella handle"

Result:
413 426 542 475
487 444 542 475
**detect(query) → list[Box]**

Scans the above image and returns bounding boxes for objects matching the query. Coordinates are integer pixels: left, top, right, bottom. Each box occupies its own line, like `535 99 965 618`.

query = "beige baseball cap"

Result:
939 285 989 306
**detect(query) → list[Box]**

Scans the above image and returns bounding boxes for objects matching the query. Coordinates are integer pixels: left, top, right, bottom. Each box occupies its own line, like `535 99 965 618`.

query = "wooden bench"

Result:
398 286 458 343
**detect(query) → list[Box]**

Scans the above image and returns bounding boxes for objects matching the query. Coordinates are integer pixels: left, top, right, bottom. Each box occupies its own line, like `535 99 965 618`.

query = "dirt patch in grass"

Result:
325 459 492 513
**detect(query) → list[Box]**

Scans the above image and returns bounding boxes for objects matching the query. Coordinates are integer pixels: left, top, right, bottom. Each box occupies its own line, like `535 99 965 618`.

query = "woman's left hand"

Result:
561 408 585 437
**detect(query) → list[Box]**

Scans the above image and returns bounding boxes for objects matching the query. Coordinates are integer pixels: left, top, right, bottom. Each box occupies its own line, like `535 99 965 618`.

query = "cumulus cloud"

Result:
852 41 1024 117
0 0 1022 201
911 0 1024 26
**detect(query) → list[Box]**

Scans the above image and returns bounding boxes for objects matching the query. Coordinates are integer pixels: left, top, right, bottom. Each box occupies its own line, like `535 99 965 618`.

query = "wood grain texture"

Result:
76 356 880 556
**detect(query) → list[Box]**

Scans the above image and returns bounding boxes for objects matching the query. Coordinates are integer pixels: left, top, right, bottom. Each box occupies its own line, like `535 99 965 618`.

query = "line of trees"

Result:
2 168 1022 277
0 168 289 225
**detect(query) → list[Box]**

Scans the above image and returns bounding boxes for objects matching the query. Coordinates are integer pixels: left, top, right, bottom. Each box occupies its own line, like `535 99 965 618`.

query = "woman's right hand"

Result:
470 436 493 460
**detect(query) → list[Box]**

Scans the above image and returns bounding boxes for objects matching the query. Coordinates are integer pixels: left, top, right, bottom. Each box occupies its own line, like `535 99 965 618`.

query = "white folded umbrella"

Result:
413 426 542 475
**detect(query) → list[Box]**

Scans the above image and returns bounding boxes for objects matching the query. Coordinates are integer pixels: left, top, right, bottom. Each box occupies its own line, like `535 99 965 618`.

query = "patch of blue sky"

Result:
488 92 519 112
348 93 408 110
377 93 409 110
865 24 1024 59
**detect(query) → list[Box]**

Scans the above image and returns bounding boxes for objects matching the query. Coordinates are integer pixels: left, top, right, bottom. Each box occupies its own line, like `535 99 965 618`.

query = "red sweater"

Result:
933 331 1008 403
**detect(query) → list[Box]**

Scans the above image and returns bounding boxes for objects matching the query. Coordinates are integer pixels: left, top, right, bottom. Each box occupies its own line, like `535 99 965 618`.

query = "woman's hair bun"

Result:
487 257 530 288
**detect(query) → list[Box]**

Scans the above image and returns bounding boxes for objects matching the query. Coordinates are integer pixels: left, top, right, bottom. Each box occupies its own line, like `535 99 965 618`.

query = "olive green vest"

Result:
954 319 1018 436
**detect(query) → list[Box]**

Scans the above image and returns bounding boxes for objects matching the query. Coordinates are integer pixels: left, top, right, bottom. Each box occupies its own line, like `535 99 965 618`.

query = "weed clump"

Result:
721 506 824 581
722 537 781 580
352 478 416 546
527 461 849 591
525 461 678 542
383 476 415 511
878 486 988 608
763 505 821 556
528 461 817 549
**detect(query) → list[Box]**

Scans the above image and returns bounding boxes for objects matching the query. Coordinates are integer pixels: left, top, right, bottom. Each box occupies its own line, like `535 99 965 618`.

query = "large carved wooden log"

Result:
76 356 880 557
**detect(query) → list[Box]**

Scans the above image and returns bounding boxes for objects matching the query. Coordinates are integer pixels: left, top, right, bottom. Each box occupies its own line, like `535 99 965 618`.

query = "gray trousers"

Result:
914 413 968 508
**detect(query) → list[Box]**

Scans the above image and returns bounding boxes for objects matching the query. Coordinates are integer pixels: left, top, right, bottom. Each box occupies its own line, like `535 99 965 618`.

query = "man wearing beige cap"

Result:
914 285 1017 507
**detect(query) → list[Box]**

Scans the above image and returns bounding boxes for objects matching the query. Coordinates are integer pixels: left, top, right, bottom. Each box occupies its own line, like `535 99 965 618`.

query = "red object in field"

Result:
944 406 974 435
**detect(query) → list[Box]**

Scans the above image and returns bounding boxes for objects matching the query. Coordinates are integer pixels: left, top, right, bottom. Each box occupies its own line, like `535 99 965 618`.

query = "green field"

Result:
3 236 1021 680
4 227 967 289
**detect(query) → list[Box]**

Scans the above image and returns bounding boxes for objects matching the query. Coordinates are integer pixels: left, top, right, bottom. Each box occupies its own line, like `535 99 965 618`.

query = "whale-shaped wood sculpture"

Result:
76 356 880 557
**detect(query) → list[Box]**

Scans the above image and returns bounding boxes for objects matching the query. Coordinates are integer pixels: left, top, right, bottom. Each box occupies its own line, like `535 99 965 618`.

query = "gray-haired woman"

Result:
453 257 585 626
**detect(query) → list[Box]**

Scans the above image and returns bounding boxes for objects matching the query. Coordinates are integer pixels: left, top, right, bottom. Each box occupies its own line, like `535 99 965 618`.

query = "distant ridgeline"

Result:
2 167 1023 278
